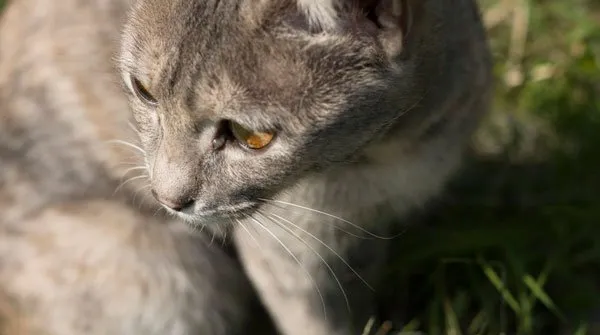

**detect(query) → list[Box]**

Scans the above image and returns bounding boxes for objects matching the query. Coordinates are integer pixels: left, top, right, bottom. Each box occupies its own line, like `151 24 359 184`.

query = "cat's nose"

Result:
151 189 194 212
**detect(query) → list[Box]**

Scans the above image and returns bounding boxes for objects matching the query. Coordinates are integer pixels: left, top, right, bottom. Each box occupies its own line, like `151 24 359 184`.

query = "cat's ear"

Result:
296 0 417 57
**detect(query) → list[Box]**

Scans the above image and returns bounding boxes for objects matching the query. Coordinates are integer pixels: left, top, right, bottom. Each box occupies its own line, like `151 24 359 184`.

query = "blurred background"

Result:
0 0 598 334
381 1 600 334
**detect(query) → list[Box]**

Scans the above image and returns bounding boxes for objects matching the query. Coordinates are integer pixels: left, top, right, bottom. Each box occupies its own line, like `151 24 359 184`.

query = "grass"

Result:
1 0 599 334
379 1 600 334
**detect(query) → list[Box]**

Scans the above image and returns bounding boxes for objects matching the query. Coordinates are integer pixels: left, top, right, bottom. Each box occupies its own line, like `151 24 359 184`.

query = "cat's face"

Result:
119 0 422 223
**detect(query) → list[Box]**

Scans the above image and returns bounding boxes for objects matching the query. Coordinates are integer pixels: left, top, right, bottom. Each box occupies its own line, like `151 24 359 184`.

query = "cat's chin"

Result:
175 212 230 228
164 201 260 226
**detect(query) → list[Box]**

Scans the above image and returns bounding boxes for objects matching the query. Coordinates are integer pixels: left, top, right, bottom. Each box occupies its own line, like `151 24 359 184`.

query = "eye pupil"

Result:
229 121 274 150
130 75 158 106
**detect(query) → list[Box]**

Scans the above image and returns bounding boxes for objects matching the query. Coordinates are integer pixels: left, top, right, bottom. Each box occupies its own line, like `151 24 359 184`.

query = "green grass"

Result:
1 0 599 334
379 1 600 334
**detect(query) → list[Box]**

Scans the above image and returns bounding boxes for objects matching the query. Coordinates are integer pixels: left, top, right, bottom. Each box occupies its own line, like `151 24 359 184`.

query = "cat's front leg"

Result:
234 208 389 335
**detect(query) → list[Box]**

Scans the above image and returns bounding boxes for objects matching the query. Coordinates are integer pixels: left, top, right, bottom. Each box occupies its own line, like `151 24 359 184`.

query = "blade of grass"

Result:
478 256 521 315
523 274 566 322
444 298 463 335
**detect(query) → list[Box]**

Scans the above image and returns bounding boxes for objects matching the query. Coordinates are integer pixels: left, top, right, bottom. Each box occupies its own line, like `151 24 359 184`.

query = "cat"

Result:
0 0 493 333
119 0 493 334
0 0 275 334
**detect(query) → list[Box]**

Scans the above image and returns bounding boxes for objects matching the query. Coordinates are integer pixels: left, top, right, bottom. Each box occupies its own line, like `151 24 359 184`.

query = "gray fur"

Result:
0 0 270 334
120 0 493 334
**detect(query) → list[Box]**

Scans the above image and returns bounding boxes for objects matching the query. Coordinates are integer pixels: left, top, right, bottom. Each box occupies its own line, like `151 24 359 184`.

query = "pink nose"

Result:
151 189 194 211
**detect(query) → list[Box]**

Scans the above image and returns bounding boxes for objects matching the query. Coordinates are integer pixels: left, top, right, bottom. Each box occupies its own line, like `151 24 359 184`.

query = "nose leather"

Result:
151 189 193 211
150 134 201 212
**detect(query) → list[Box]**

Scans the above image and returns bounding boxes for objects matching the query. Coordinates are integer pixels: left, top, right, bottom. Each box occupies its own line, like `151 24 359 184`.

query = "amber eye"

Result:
229 121 275 150
130 75 158 106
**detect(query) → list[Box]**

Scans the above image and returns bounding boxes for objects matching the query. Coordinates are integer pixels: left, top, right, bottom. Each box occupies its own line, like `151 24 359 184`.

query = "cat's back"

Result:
0 3 264 334
406 0 493 135
0 0 145 220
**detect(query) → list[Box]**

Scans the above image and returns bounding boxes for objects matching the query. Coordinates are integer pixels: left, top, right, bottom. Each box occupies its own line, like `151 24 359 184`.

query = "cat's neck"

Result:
265 128 465 233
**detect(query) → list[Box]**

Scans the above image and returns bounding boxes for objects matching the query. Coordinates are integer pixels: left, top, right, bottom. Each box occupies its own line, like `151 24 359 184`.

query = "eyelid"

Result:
128 73 159 106
228 120 273 134
232 121 269 133
225 114 279 134
125 72 138 93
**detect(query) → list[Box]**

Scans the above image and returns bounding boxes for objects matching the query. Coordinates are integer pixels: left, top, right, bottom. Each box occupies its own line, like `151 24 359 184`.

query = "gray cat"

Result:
0 0 492 334
120 0 492 334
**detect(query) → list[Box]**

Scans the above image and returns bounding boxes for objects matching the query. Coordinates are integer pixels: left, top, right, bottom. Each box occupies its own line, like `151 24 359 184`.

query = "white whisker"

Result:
121 166 147 176
113 174 148 195
270 212 374 292
186 220 207 235
111 160 142 168
248 215 328 320
197 223 206 235
236 218 260 248
128 122 140 135
259 198 401 240
119 166 147 185
109 157 149 172
105 139 146 155
132 184 152 208
259 211 352 314
265 202 369 240
221 225 228 247
153 206 165 217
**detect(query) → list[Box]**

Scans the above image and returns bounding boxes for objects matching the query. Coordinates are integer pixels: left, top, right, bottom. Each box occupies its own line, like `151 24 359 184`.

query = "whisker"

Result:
196 223 206 234
153 206 165 217
259 198 402 240
119 166 147 183
248 215 328 320
259 211 352 315
185 220 206 236
220 225 228 248
105 139 146 155
128 121 140 135
210 229 217 247
265 202 369 240
121 166 147 175
110 158 145 169
381 89 429 130
270 212 374 292
132 184 152 208
113 174 148 195
235 218 261 248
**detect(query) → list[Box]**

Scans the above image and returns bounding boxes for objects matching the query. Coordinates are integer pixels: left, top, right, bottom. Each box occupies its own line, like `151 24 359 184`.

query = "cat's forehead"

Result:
123 0 389 124
126 1 305 86
129 0 290 51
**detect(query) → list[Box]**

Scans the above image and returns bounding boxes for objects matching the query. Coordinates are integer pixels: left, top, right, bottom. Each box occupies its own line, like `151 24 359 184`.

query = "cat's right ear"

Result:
296 0 420 58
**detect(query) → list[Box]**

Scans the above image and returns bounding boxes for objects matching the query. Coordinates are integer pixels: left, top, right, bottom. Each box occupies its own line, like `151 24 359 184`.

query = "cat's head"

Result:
119 0 428 223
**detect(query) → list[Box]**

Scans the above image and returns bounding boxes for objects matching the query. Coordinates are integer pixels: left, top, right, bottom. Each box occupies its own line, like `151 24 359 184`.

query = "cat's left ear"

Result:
297 0 418 57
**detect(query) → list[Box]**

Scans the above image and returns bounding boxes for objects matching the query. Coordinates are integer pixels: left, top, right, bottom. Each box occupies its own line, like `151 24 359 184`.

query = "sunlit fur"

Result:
0 0 493 334
0 0 273 334
120 0 493 334
297 0 340 30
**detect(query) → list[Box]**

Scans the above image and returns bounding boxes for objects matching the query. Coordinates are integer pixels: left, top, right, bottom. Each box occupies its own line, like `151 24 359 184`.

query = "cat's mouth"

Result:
165 201 261 223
